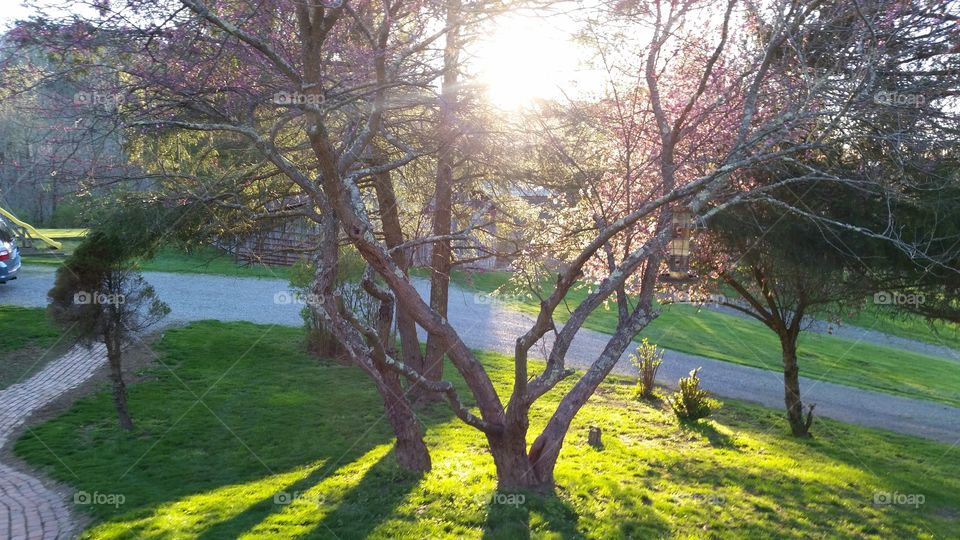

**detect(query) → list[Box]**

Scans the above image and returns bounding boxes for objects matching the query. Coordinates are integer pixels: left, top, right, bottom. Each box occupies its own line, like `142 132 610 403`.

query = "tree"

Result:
47 214 171 430
699 183 870 436
15 0 958 490
690 0 960 437
0 35 128 224
421 0 463 404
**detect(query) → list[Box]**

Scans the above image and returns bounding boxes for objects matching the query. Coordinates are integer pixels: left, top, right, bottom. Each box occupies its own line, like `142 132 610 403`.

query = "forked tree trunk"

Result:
312 289 433 473
105 335 134 431
490 302 658 493
485 401 548 491
294 2 432 473
780 334 811 437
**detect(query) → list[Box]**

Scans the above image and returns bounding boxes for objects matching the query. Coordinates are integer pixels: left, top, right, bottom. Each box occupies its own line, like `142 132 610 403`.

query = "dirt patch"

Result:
0 341 74 391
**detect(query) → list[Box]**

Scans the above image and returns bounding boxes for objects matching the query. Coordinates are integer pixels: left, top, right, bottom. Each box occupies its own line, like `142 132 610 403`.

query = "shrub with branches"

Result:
629 338 663 400
669 369 715 422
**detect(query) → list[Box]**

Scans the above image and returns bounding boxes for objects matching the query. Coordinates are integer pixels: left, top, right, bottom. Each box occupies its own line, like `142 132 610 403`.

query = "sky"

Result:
0 1 35 30
468 7 608 108
0 1 607 108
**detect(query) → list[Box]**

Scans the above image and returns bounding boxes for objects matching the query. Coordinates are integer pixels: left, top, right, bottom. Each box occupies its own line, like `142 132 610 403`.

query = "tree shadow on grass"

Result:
481 490 583 540
31 323 456 539
658 405 960 537
793 419 960 528
681 419 736 449
196 465 333 540
310 449 424 539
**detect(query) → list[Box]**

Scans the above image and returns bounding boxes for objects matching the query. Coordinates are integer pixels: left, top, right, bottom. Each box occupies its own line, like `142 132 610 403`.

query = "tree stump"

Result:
588 426 602 449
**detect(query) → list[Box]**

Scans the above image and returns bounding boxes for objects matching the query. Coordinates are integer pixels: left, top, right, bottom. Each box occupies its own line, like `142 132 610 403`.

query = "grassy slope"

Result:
137 247 292 280
0 305 62 390
453 269 960 350
447 270 960 407
16 321 960 539
846 305 960 351
22 242 292 280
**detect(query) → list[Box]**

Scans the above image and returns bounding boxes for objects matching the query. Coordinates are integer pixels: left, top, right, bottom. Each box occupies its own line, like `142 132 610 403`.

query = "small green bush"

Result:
289 250 371 360
629 338 663 400
668 368 716 422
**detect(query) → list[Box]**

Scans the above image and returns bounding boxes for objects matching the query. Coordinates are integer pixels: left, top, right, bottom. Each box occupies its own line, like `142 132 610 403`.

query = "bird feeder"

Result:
661 207 694 283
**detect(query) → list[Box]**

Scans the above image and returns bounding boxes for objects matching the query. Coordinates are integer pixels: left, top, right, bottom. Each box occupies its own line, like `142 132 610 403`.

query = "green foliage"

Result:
289 247 366 290
289 257 337 356
14 321 960 538
46 201 186 342
44 194 94 228
629 338 663 400
668 369 715 422
289 247 368 357
288 257 315 290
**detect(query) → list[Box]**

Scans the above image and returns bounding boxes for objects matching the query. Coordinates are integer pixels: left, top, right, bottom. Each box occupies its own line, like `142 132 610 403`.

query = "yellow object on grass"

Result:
0 207 64 249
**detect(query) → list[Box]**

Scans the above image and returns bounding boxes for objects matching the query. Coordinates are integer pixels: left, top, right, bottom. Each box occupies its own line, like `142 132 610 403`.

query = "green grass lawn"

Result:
137 247 293 280
16 321 960 538
846 305 960 351
445 270 960 407
0 305 63 390
22 242 292 280
445 269 960 350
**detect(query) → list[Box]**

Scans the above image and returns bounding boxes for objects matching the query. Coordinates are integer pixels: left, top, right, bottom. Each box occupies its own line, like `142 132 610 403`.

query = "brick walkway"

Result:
0 343 107 540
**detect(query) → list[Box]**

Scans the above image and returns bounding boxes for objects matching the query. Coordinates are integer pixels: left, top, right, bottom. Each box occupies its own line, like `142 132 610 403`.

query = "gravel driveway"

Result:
4 264 959 444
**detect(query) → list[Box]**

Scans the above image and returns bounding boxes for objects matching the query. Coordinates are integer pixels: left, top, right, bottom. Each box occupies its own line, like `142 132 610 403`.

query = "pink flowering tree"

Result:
8 0 956 491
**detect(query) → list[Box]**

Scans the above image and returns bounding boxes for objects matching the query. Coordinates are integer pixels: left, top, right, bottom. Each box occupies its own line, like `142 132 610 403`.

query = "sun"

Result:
471 13 597 109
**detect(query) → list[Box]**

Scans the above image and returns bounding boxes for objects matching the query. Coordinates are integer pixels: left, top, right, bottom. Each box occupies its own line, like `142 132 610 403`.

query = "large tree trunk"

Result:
372 170 424 389
105 334 134 431
489 301 658 493
310 213 432 472
486 401 551 492
422 0 463 401
378 370 432 472
780 333 812 437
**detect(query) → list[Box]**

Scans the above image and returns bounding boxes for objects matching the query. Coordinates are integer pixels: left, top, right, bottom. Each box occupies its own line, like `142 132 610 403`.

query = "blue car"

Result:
0 217 21 284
